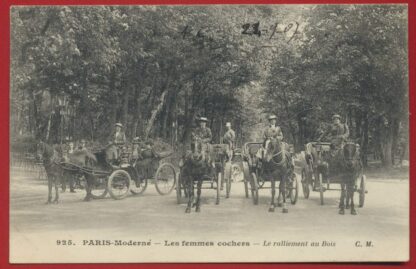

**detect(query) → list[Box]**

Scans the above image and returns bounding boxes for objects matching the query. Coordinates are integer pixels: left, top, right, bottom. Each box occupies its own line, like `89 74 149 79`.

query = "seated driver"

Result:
191 117 213 165
257 115 283 159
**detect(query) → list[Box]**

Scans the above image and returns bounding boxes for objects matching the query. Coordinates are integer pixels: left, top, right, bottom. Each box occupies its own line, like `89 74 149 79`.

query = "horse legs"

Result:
269 178 276 212
196 179 202 212
345 181 350 209
83 174 93 202
281 176 288 213
349 183 357 215
46 175 53 204
339 183 345 215
53 176 59 204
185 178 193 213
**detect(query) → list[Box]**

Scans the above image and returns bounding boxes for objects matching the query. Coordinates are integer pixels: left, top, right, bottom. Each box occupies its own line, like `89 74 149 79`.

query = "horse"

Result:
338 142 362 215
82 143 119 201
180 139 215 213
36 141 64 204
263 138 294 213
37 141 98 203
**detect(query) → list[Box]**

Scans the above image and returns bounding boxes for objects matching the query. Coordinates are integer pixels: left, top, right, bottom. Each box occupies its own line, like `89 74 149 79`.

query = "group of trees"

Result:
11 5 408 167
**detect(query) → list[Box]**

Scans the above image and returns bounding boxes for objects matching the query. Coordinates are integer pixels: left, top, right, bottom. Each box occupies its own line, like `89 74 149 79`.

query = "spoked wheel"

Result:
301 168 310 199
251 172 259 205
224 162 232 198
130 178 148 195
358 174 366 207
107 170 131 200
90 175 108 199
319 173 324 205
242 162 250 198
216 172 222 205
289 174 299 205
154 162 177 195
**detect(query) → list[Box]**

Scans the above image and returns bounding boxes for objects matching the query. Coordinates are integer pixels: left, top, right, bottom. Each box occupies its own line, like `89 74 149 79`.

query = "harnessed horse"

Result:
263 138 294 213
36 141 63 204
37 141 98 203
339 142 362 215
305 141 362 214
180 139 215 213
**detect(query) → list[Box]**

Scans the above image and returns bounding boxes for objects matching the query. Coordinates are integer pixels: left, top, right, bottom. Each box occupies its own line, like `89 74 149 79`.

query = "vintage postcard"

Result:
9 4 409 263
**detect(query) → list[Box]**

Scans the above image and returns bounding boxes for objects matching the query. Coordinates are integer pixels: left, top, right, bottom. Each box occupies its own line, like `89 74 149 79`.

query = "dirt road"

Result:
9 167 409 263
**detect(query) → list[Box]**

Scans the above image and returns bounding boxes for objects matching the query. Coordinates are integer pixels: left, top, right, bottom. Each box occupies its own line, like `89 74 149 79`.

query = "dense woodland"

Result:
10 5 408 167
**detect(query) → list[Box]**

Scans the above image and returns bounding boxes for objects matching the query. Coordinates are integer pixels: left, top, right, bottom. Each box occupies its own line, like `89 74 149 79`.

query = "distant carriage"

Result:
59 143 177 200
301 141 367 207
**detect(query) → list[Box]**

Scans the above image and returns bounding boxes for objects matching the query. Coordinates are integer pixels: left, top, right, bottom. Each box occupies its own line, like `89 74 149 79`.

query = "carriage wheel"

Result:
358 174 366 208
251 173 259 205
216 172 222 205
130 178 148 195
242 162 250 198
224 162 232 198
107 170 131 200
301 168 310 199
319 173 324 205
154 162 177 195
289 174 299 205
90 175 108 199
176 171 184 204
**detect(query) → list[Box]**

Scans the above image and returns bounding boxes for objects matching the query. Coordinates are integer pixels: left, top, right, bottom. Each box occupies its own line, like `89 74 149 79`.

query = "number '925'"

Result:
56 240 74 246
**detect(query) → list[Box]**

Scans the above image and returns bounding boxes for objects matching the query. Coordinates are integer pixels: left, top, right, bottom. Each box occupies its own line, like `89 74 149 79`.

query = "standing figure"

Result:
109 123 127 161
223 122 236 159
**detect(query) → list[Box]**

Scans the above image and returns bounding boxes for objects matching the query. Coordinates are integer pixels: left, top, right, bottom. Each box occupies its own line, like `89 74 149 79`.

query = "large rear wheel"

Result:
289 174 299 205
216 172 222 205
358 174 366 207
242 161 250 198
107 170 131 200
319 173 324 205
154 162 177 195
90 175 108 199
251 172 259 205
301 168 310 199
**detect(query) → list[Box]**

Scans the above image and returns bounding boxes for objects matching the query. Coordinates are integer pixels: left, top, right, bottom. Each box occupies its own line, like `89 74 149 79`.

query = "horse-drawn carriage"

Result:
38 141 177 203
301 141 367 210
176 142 229 213
241 141 299 212
221 146 246 198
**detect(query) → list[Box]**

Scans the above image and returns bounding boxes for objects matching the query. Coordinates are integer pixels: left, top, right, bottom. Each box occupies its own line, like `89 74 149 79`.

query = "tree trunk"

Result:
144 89 169 139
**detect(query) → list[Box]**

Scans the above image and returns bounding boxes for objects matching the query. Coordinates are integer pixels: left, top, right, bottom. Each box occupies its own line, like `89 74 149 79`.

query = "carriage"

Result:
221 146 245 198
301 141 367 206
242 142 299 205
60 145 177 200
176 143 229 205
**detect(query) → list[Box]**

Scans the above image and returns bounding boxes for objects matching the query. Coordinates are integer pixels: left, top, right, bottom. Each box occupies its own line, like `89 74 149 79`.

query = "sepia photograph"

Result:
9 4 409 263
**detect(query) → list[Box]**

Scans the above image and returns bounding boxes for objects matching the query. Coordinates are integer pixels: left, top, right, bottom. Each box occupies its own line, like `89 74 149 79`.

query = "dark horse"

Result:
180 139 215 213
36 141 97 203
338 142 362 215
263 139 294 213
36 141 63 204
82 143 120 201
306 141 362 215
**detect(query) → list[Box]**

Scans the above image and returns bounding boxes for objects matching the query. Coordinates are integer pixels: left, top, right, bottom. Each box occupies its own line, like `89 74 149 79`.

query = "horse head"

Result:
343 142 359 169
190 139 203 162
265 138 282 163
